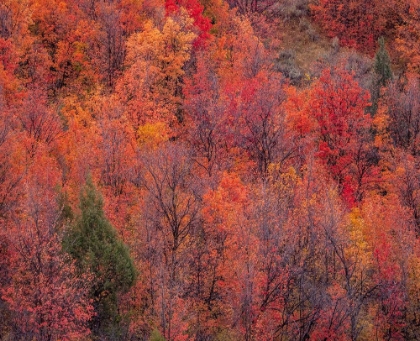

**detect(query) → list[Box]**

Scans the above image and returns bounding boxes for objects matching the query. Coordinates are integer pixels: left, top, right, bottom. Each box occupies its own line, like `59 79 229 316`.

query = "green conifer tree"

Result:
370 37 393 114
63 177 136 339
375 36 393 87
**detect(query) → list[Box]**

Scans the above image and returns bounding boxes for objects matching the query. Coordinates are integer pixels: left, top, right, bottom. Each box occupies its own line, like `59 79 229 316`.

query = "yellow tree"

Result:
117 12 196 131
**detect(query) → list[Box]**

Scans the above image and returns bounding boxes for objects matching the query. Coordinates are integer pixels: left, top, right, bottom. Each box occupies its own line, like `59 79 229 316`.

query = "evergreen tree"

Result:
63 177 137 339
370 37 393 114
374 36 393 87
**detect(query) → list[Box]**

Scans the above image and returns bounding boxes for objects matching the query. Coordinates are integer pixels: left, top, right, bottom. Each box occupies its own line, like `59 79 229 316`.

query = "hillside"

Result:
1 0 420 340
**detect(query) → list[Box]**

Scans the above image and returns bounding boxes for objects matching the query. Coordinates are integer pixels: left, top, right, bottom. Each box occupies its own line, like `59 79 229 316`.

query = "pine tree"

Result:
63 177 137 338
370 37 393 114
375 37 393 87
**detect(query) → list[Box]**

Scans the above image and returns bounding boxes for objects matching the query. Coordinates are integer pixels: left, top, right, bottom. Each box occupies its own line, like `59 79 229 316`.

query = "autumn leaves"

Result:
2 0 420 340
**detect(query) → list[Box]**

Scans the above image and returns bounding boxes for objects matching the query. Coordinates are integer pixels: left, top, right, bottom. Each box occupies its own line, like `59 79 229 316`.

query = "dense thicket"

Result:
1 0 420 340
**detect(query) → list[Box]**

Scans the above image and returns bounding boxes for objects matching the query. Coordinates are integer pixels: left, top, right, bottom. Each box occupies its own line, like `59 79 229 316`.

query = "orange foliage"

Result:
3 0 420 339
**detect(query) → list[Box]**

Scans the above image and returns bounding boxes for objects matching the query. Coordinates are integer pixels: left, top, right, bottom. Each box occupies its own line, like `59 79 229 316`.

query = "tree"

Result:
226 0 276 14
384 77 420 157
63 177 137 338
139 143 200 340
375 37 393 87
18 90 62 158
310 0 394 55
0 100 25 220
309 68 376 205
1 153 93 341
183 52 228 176
165 0 212 48
233 70 294 177
93 0 126 87
395 0 420 74
391 153 420 233
201 172 255 340
369 37 393 114
117 14 196 129
96 98 136 197
360 194 414 340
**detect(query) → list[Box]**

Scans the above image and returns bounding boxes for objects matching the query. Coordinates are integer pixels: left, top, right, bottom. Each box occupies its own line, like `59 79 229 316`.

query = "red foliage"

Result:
310 0 388 55
310 68 374 206
165 0 212 48
2 0 420 339
1 152 93 340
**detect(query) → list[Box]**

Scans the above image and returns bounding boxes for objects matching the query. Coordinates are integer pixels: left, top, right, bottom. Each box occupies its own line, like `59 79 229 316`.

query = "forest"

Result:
1 0 420 340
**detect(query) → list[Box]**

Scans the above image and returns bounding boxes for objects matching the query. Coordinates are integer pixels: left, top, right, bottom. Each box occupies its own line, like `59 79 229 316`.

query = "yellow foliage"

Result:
346 208 372 268
137 122 168 147
119 13 196 124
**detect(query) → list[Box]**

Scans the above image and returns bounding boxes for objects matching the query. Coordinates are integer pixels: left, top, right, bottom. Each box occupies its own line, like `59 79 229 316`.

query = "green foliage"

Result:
370 37 393 114
150 329 167 341
214 329 237 341
63 177 137 337
374 37 393 87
